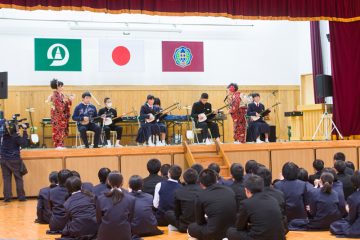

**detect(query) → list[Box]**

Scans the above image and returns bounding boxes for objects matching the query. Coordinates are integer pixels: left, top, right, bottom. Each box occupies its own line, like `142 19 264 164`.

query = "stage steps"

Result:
183 140 232 178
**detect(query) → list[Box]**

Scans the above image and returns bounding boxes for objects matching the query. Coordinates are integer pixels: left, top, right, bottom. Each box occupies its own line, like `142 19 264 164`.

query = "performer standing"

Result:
191 93 220 144
226 83 247 144
98 97 123 148
49 79 73 149
246 93 270 143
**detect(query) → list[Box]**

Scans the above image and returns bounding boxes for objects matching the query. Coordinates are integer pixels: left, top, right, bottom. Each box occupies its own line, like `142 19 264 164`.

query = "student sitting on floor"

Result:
191 163 204 175
70 170 94 193
60 176 98 239
229 163 246 211
165 168 202 233
48 169 73 233
128 175 163 238
188 169 237 240
153 165 182 226
334 160 355 200
334 152 354 175
227 175 285 240
331 170 360 238
346 161 355 172
35 171 58 224
96 171 135 240
160 164 171 179
309 159 324 185
208 163 233 186
93 168 111 197
142 159 164 196
289 172 342 231
243 160 258 181
298 167 316 205
274 162 307 222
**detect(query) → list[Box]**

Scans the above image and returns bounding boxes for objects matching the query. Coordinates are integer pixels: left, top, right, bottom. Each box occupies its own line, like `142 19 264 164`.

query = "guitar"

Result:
26 107 39 148
198 104 230 123
250 102 281 121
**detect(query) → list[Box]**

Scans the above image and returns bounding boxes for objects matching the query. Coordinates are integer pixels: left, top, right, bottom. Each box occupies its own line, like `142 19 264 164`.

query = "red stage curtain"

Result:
330 21 360 136
1 0 360 22
310 21 324 104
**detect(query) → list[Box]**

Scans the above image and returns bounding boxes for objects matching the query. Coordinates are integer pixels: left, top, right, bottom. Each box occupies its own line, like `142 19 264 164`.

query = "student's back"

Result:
49 185 69 231
143 174 164 196
338 173 354 200
36 186 52 224
93 183 109 197
156 180 182 219
332 180 347 216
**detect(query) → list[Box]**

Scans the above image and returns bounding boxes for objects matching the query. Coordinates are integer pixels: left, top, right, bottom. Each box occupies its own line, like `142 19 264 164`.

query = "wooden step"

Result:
220 165 230 178
193 155 224 167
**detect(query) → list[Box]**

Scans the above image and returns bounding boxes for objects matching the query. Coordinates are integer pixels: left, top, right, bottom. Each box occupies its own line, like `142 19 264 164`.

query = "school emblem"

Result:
173 46 193 68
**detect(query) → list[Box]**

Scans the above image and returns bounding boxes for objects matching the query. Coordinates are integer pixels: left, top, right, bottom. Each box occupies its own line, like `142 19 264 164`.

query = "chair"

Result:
110 130 117 146
75 130 95 148
190 118 203 144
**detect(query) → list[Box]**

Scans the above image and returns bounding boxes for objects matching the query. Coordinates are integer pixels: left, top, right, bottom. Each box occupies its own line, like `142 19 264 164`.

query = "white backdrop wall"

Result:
0 10 312 86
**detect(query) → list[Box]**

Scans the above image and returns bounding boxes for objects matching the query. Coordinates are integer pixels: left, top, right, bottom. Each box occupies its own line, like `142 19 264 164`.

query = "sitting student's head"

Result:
58 169 73 187
129 175 143 192
49 171 59 188
282 162 299 181
256 167 272 187
183 168 198 185
313 159 324 173
230 163 244 183
334 152 346 162
351 171 360 190
160 164 171 179
71 170 81 179
98 167 111 184
169 165 182 181
191 163 204 175
208 163 221 179
245 160 258 175
346 161 355 171
147 159 161 175
322 167 338 181
106 171 124 204
199 169 217 189
244 175 264 198
320 172 334 194
298 168 309 182
334 160 347 174
65 176 82 194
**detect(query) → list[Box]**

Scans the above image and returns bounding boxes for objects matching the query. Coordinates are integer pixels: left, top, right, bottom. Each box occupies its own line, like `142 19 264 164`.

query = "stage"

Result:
0 140 358 198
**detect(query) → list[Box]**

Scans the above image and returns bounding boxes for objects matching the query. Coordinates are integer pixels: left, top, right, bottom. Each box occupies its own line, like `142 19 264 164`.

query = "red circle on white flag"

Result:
112 46 131 66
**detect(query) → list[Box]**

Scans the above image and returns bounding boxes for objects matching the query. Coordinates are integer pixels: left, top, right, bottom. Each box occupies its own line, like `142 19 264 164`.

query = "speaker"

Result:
315 74 333 98
0 72 8 99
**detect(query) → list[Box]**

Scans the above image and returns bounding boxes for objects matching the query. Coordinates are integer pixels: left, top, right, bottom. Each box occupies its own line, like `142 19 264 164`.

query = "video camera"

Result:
5 114 29 135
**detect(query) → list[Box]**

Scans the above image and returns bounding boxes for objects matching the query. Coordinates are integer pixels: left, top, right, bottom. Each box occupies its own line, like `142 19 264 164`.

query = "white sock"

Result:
107 140 111 145
116 140 120 145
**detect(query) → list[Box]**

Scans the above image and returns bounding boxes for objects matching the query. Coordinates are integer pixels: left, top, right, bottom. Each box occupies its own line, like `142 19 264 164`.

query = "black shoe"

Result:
18 197 27 202
3 198 11 202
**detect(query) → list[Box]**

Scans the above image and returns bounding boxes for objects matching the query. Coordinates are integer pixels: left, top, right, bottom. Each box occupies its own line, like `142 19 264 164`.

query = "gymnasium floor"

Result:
0 199 352 240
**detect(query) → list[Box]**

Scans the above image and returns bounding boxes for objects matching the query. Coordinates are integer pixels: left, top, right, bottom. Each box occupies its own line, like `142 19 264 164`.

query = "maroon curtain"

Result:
1 0 360 21
310 21 324 104
329 21 360 136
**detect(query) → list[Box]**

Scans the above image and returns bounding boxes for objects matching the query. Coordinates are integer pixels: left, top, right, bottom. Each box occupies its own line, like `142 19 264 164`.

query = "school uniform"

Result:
136 104 164 144
309 171 322 185
229 180 246 211
93 183 109 197
337 173 355 200
289 188 342 230
61 191 98 238
333 180 347 217
82 182 94 193
274 179 307 222
188 184 237 240
36 186 53 224
49 186 70 232
227 192 285 240
130 191 163 237
330 190 360 237
165 184 202 233
218 176 233 186
96 192 135 240
142 174 165 196
246 102 270 142
191 101 220 142
98 107 123 141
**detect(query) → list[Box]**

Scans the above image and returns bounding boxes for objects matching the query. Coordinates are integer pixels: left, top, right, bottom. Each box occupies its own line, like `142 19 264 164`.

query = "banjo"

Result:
103 109 137 126
198 104 230 123
250 102 280 121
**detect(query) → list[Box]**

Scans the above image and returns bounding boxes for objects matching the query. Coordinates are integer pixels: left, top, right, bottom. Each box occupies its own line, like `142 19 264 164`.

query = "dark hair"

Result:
282 162 299 181
58 169 73 187
227 83 239 92
191 163 204 175
208 163 220 174
65 176 82 194
351 171 360 189
256 167 272 187
129 175 143 191
322 167 338 181
104 97 110 103
50 78 63 89
298 168 309 182
105 171 124 205
200 93 209 99
252 93 260 98
49 171 59 188
334 160 347 174
320 172 334 194
98 167 111 184
346 161 355 171
230 163 244 182
334 152 346 161
160 164 171 178
71 170 81 179
313 159 324 172
147 159 162 175
154 98 161 106
199 169 217 187
183 168 198 185
245 160 258 174
147 95 155 100
82 91 91 99
169 165 182 181
244 175 264 194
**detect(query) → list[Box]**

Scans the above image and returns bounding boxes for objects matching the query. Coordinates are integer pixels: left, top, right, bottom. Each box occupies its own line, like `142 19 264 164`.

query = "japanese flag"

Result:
99 40 145 72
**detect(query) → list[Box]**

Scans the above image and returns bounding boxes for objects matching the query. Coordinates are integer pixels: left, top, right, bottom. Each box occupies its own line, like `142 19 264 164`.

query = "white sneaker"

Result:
148 141 155 146
157 142 165 146
55 146 66 150
256 139 264 143
115 144 123 148
265 139 269 143
234 141 241 144
106 144 112 148
168 224 179 231
205 139 212 145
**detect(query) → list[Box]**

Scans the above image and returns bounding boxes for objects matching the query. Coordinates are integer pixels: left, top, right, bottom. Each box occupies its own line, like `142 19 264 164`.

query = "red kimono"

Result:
51 91 72 147
229 91 247 143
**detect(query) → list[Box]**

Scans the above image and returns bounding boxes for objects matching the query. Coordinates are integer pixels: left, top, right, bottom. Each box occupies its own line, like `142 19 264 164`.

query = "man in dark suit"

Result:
208 163 233 186
165 168 202 232
188 169 237 240
229 163 246 211
142 159 165 196
227 175 285 240
335 160 355 200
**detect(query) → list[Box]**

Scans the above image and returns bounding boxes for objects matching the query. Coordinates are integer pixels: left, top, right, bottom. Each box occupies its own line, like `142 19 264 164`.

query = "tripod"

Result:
312 103 343 141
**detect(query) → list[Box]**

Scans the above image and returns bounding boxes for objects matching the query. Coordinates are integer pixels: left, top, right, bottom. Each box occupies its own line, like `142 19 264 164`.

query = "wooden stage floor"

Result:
0 200 353 240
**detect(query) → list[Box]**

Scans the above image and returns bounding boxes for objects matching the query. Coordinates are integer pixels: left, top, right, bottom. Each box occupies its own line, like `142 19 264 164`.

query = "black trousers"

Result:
165 210 188 233
103 125 122 140
0 159 25 200
78 123 101 148
195 121 220 142
226 227 252 240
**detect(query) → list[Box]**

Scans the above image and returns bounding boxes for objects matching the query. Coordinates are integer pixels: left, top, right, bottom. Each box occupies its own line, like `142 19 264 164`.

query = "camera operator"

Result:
0 115 29 202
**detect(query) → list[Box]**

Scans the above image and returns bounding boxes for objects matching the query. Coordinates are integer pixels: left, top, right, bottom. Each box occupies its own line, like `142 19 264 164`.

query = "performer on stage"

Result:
49 79 73 149
72 92 101 148
191 93 220 144
98 97 123 148
226 83 247 144
153 97 167 145
246 93 270 143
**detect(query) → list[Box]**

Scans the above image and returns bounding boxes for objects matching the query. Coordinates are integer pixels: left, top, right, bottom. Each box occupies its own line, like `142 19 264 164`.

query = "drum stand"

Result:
312 104 343 141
